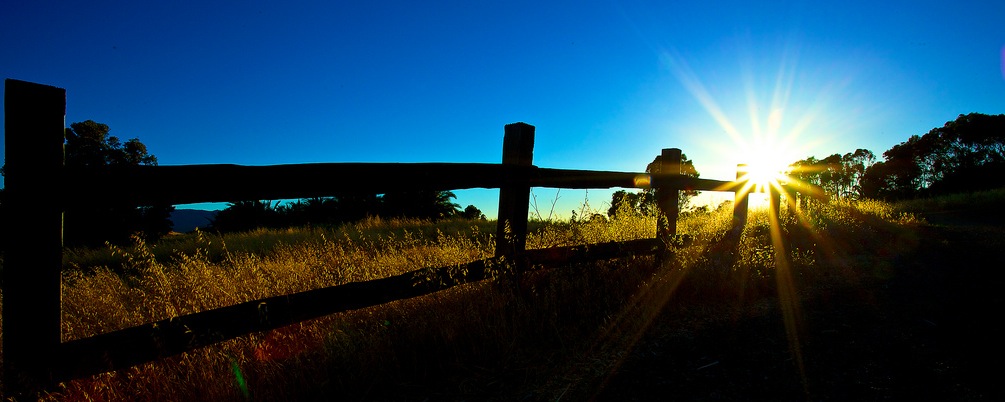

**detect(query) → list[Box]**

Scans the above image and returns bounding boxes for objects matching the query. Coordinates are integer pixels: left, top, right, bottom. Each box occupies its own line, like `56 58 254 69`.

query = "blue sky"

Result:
3 0 1004 218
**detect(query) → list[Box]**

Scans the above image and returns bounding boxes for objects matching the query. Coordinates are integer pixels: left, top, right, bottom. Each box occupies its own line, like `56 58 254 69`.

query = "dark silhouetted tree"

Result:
649 152 700 211
209 200 284 233
791 149 875 200
607 190 655 218
609 153 700 218
333 192 382 222
460 204 486 220
843 149 876 197
860 113 1005 200
278 193 382 227
62 120 173 247
380 190 461 220
866 134 929 199
281 197 340 227
790 156 820 185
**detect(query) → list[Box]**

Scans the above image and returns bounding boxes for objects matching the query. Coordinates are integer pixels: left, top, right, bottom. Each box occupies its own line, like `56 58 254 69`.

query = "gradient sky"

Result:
3 0 1004 218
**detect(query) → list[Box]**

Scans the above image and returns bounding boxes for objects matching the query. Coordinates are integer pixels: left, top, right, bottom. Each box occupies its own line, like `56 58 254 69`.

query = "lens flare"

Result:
633 174 652 188
659 46 838 391
230 357 250 398
739 147 792 193
1001 45 1005 81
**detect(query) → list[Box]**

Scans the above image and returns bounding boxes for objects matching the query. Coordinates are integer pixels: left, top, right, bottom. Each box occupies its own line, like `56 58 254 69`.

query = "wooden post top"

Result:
502 123 535 166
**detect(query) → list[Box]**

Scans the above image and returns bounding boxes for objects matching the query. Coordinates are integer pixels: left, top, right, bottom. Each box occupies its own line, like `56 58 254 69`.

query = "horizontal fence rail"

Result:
2 79 825 398
62 164 743 207
63 163 516 206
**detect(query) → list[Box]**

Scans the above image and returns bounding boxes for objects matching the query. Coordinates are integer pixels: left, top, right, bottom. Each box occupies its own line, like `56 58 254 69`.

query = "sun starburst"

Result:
656 46 845 391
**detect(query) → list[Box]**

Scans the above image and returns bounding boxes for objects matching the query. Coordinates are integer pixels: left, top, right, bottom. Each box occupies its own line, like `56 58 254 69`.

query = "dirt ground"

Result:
583 219 1005 401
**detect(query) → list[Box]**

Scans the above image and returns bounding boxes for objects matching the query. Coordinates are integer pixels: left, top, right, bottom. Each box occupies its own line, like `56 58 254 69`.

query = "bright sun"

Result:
660 48 823 205
742 158 789 192
657 46 839 383
739 142 794 193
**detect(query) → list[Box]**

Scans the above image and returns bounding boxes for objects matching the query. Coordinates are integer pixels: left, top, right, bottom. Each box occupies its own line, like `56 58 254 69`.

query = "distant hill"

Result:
170 209 218 233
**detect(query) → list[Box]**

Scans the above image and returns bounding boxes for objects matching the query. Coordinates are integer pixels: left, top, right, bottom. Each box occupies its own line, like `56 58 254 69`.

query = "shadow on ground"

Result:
585 220 1005 401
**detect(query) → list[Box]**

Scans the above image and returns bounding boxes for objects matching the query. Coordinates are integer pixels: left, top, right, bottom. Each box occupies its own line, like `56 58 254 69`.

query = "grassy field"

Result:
2 194 1003 400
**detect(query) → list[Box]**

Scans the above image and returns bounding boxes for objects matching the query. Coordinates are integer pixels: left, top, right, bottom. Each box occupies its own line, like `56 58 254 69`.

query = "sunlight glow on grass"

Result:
660 48 831 389
39 196 924 400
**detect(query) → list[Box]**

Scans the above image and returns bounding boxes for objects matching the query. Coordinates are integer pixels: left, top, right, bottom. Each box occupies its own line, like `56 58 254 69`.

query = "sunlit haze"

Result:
3 1 1003 217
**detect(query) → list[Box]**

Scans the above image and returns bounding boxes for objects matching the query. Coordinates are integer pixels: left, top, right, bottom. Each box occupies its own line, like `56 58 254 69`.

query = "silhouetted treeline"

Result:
863 113 1005 199
790 149 876 201
63 120 175 246
793 113 1005 201
0 120 173 247
209 191 485 233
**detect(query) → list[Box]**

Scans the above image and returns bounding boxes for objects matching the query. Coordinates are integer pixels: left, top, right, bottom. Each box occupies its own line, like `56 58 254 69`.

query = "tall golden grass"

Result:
0 198 920 400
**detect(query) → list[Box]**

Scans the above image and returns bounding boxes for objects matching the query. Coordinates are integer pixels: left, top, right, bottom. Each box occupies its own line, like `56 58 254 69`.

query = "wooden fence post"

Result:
656 148 682 249
732 164 749 233
769 185 781 220
783 183 799 213
2 79 66 396
495 122 534 258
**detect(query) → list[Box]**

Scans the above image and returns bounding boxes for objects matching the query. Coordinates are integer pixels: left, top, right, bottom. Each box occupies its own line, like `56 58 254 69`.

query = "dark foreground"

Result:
347 215 1005 402
587 221 1005 401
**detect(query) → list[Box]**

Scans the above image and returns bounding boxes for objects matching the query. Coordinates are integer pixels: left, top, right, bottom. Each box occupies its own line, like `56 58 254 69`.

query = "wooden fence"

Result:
1 79 822 398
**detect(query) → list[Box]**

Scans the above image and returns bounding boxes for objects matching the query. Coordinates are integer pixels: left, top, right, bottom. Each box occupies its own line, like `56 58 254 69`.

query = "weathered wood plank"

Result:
733 164 750 232
61 164 746 207
496 123 535 258
62 162 521 206
531 168 739 192
656 148 682 246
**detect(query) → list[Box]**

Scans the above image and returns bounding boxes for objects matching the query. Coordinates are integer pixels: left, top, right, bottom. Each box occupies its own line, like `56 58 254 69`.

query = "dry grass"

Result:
0 198 921 401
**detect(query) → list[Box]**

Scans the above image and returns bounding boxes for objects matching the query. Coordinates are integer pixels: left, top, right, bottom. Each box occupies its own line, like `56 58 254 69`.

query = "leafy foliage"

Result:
460 204 487 220
791 113 1005 201
860 113 1005 200
608 152 700 218
207 200 285 233
790 149 876 200
62 120 174 246
608 189 656 218
380 190 461 220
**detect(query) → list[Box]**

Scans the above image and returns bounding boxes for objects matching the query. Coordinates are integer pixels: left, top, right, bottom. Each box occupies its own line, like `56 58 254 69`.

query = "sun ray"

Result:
659 44 841 394
660 50 746 147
